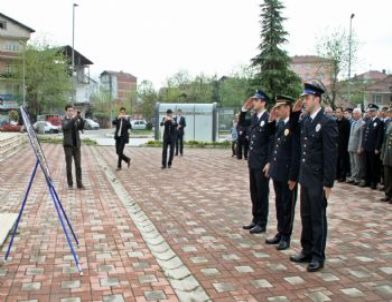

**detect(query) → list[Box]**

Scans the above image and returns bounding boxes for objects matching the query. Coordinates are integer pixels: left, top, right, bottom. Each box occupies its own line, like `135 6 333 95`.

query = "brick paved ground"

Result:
1 145 392 302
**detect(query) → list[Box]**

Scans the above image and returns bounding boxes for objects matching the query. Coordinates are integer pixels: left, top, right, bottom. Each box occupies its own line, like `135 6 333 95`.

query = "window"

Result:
372 94 382 104
0 21 6 30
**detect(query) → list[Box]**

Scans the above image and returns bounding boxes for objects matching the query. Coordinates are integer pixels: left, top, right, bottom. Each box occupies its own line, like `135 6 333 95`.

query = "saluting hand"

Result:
243 98 254 110
292 98 303 112
269 108 278 122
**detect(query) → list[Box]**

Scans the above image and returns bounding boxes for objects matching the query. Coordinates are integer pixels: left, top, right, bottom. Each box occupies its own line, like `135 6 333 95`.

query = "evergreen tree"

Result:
251 0 301 101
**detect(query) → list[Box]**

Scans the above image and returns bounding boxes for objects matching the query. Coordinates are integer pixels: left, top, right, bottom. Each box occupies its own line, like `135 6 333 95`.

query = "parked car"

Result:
84 118 100 130
33 121 60 134
131 119 147 130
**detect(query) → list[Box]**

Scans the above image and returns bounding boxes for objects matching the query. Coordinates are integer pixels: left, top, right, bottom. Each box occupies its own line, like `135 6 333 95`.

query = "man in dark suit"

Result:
62 104 85 190
289 82 338 272
236 120 250 160
335 107 351 182
161 109 178 169
112 107 132 171
360 104 384 189
175 109 186 156
240 90 273 234
265 96 300 250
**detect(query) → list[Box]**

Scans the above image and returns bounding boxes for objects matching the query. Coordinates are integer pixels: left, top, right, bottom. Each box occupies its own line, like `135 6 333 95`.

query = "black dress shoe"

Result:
161 166 167 169
242 222 256 230
307 260 324 272
68 185 73 190
290 253 312 263
381 196 391 202
265 234 281 244
249 225 266 234
371 185 377 190
276 240 290 250
127 159 131 168
77 185 86 190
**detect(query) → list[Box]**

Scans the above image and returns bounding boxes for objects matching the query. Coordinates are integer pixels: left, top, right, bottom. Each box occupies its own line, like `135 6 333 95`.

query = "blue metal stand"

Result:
5 159 82 274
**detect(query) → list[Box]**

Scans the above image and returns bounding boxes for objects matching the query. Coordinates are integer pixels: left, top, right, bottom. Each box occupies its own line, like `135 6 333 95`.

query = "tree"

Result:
138 80 157 121
251 0 302 101
13 42 72 116
316 28 359 108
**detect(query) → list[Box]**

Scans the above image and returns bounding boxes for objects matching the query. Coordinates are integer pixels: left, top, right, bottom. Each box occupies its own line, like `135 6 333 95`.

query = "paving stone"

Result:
190 256 208 264
100 278 120 287
213 282 236 293
201 268 220 276
251 279 273 288
341 288 366 297
267 296 289 302
22 282 41 291
306 292 331 302
379 267 392 274
375 285 392 296
26 267 44 275
103 294 125 302
60 298 81 302
235 265 254 273
144 290 167 301
138 274 158 284
284 276 305 285
61 280 81 289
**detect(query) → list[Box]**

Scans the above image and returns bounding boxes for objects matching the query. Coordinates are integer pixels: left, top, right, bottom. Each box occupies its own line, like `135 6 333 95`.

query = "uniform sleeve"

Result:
112 118 118 126
376 121 385 151
289 124 301 181
238 111 247 126
357 121 364 152
183 117 186 128
322 118 338 188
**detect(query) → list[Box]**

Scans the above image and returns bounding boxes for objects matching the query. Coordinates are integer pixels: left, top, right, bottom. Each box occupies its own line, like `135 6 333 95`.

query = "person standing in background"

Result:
175 109 186 156
335 107 351 182
381 108 392 203
347 108 365 185
112 107 132 171
161 109 178 169
62 104 85 190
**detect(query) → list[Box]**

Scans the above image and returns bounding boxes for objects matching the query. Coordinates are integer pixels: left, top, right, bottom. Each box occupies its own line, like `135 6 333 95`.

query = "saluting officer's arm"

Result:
322 118 338 188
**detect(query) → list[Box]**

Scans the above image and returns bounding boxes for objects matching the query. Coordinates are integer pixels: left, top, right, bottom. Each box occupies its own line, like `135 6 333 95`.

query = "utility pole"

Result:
72 3 78 104
348 13 355 102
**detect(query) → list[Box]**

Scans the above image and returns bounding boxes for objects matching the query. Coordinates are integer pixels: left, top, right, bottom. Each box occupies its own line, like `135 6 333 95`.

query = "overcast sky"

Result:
2 0 391 88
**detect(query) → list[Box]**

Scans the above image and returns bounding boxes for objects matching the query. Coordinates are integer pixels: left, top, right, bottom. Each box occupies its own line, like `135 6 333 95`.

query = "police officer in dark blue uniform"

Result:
289 82 338 272
265 96 300 250
360 104 384 189
240 90 274 234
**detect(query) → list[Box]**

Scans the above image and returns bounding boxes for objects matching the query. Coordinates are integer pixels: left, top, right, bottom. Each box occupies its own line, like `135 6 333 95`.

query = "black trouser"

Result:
273 180 297 241
232 141 237 156
300 185 328 262
249 168 269 228
162 139 175 167
115 138 130 168
364 151 381 186
237 139 249 159
384 166 392 198
336 150 349 180
64 146 82 187
176 133 184 155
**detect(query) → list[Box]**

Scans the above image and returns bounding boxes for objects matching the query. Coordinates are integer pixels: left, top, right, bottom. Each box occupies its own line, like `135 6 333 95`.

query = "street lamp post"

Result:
72 3 78 104
348 13 355 102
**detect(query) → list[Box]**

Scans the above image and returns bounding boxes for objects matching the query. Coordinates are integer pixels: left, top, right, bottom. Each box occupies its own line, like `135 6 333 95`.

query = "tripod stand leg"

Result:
48 183 83 274
5 160 39 260
48 181 79 245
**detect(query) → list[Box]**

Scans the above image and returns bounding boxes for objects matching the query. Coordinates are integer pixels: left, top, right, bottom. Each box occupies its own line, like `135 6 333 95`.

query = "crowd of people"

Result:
231 100 392 204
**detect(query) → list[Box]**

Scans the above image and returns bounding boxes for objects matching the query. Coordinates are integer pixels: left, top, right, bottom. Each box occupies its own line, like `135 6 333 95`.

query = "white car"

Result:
131 120 147 130
84 118 100 130
33 121 60 134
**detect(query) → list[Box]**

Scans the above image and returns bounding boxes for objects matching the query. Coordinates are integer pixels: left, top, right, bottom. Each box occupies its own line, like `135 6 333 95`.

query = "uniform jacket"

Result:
160 118 178 142
362 117 384 152
112 117 132 144
239 110 273 170
62 116 84 148
382 123 392 167
269 117 301 183
336 117 351 154
347 118 365 153
175 116 186 136
292 109 338 188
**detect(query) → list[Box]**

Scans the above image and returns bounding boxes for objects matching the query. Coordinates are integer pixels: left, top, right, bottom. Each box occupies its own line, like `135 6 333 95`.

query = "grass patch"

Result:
145 140 230 149
38 135 97 145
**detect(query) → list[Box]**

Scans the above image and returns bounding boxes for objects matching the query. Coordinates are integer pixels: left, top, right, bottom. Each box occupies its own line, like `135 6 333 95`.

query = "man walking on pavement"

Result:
62 104 86 190
289 82 338 272
240 90 274 234
113 107 132 171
